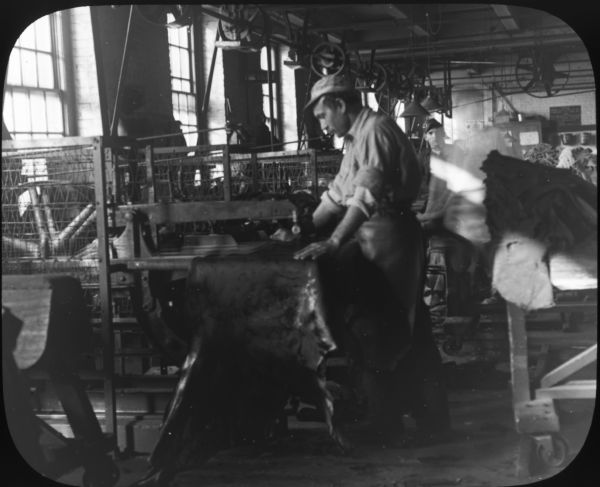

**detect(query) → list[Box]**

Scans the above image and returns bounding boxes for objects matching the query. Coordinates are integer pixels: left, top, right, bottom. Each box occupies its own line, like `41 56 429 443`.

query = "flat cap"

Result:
304 74 356 110
423 118 443 133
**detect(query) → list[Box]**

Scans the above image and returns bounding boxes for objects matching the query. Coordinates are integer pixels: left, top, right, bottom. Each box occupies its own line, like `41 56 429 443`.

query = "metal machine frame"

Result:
2 136 343 449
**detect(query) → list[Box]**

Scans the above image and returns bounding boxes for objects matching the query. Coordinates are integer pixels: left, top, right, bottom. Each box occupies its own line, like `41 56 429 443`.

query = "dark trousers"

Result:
318 230 450 437
360 307 451 437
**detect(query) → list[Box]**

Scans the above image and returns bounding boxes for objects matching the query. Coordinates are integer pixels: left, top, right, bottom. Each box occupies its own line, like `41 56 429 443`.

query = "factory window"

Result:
167 14 197 146
260 45 280 143
3 12 70 139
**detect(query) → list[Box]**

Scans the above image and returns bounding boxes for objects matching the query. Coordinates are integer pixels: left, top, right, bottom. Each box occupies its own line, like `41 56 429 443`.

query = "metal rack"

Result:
3 136 343 448
2 136 119 438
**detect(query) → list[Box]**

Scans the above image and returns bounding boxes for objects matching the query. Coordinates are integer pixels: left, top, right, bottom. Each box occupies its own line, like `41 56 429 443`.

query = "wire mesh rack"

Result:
114 145 342 204
2 144 97 262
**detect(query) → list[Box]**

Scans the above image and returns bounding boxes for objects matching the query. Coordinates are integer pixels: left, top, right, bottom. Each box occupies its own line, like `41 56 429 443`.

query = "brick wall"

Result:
69 7 102 136
508 90 596 126
446 86 596 143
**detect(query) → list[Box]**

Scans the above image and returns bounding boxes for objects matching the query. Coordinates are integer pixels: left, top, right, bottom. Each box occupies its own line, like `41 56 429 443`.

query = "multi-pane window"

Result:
167 15 197 147
260 46 280 141
3 13 68 139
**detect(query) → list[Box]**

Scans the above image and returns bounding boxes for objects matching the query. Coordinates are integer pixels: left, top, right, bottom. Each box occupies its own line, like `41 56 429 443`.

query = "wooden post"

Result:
506 301 534 478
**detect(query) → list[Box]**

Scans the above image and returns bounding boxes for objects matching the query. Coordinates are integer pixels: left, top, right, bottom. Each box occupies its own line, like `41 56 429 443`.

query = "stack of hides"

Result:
147 254 337 472
481 151 597 310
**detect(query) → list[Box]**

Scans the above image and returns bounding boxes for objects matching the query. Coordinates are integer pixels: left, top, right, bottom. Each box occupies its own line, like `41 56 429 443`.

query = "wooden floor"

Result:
54 386 595 487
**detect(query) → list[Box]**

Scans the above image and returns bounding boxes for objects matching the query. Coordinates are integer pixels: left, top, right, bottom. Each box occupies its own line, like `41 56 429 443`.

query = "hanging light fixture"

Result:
421 91 443 112
400 96 430 117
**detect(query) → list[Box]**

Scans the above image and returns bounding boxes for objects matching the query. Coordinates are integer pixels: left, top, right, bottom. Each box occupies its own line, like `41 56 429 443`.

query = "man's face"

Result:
425 127 445 152
312 97 351 138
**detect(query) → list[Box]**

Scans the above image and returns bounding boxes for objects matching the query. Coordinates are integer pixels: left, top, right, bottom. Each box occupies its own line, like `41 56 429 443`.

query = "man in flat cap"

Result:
418 117 465 230
294 74 450 444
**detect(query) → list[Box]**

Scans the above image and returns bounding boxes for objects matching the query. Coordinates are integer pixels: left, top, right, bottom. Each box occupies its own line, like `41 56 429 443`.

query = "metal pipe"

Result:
2 236 39 257
427 69 593 83
69 210 97 242
355 23 574 46
51 204 95 250
352 33 582 59
28 187 49 256
310 11 569 32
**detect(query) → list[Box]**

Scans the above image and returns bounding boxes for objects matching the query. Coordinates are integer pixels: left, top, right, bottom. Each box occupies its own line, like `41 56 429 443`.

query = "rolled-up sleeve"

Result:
319 190 345 216
347 186 377 217
327 108 420 216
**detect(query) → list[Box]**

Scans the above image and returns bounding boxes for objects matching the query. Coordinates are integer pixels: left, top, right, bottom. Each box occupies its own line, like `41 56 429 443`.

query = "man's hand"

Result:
293 237 340 260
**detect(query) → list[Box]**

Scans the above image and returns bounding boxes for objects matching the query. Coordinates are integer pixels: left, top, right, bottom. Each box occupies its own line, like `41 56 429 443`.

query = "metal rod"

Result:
109 5 135 137
135 126 228 142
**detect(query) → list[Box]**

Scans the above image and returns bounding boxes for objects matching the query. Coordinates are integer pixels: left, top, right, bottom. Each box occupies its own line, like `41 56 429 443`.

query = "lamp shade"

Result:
400 100 429 117
421 94 443 112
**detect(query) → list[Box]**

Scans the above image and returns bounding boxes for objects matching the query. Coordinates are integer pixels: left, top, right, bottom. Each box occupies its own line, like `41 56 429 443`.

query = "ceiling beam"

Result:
491 4 519 31
277 10 342 44
346 24 576 53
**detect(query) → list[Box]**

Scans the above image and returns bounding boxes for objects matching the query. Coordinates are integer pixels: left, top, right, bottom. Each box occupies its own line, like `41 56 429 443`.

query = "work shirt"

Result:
321 107 422 218
420 144 463 221
316 107 426 367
